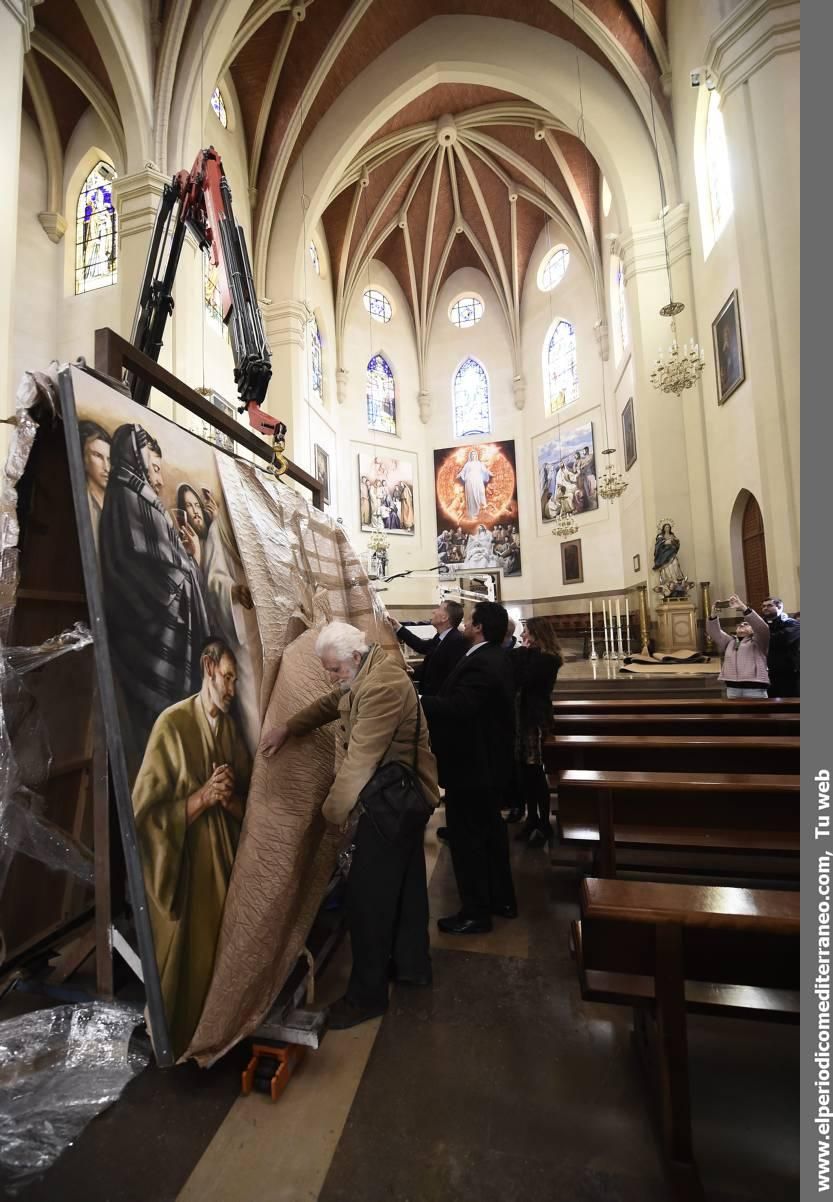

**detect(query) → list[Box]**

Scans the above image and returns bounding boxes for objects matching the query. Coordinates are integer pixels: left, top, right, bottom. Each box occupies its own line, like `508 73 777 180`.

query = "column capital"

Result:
37 211 66 243
417 389 431 424
705 0 800 101
593 319 610 362
336 367 349 405
618 203 691 284
261 299 308 349
111 167 168 241
512 375 526 411
3 0 39 51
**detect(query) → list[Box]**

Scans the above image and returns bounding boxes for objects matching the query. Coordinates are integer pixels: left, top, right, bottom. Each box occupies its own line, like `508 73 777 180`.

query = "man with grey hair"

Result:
261 621 439 1029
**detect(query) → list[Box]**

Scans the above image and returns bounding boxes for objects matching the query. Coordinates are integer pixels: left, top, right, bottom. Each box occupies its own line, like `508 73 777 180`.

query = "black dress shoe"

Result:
491 903 518 919
437 913 492 935
504 808 525 824
436 826 449 842
327 997 388 1029
393 974 433 987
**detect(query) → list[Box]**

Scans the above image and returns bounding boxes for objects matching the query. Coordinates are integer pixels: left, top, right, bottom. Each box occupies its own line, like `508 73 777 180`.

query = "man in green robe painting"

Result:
132 637 252 1059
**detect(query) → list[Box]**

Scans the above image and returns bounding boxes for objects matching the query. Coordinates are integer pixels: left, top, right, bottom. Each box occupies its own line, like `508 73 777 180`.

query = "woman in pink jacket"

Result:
706 592 770 698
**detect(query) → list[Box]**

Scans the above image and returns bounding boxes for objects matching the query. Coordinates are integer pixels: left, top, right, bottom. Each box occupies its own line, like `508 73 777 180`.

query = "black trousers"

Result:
345 813 431 1010
445 788 516 921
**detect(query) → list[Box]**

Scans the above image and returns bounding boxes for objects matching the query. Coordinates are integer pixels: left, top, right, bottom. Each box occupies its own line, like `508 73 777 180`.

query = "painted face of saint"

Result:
182 489 206 535
83 437 110 491
206 652 237 713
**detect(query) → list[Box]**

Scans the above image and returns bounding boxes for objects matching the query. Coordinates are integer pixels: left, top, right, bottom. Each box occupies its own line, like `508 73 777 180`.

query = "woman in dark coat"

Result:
511 617 562 847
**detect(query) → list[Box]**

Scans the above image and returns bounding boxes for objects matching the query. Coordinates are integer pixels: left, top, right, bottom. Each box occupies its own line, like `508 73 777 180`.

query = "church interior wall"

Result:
13 113 60 388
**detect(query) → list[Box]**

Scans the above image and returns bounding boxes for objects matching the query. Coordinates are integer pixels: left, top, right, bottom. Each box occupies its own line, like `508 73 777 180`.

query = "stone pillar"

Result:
619 203 716 619
0 1 37 421
263 299 307 465
706 0 800 606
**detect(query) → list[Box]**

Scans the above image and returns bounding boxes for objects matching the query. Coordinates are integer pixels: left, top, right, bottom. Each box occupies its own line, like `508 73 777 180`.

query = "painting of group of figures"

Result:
73 381 261 1059
535 421 598 522
433 441 522 577
357 449 416 535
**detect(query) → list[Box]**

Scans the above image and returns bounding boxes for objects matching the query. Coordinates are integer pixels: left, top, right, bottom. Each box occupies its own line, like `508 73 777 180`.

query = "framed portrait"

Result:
356 445 416 535
533 422 598 525
313 443 330 505
434 441 521 576
621 397 637 471
712 289 745 404
454 569 502 603
633 553 641 573
560 538 583 585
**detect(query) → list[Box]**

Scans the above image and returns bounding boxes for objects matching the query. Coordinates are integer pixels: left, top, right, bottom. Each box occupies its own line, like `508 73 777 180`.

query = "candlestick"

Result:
608 598 619 660
638 585 650 656
616 597 624 658
625 602 631 656
589 597 597 660
602 599 610 658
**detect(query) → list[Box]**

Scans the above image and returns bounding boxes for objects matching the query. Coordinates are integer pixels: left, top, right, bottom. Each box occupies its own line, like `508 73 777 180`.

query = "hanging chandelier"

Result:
598 448 628 501
551 510 579 539
650 312 706 396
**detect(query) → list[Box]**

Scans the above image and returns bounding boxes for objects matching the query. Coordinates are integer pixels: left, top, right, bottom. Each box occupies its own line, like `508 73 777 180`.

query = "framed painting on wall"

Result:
434 441 521 576
313 443 330 505
356 446 416 535
713 289 746 404
534 421 598 525
561 538 584 585
622 397 637 471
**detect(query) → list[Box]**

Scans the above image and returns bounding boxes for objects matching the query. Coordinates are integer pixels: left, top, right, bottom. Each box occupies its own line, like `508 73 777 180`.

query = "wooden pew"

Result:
552 697 800 715
550 713 799 738
557 769 800 878
548 735 799 776
572 877 799 1199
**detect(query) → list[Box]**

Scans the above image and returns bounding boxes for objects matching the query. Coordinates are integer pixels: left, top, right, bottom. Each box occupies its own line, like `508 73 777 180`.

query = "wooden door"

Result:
741 495 769 614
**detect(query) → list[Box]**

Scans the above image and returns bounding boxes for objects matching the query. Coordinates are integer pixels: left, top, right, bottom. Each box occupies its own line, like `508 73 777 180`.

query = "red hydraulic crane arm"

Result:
128 147 287 460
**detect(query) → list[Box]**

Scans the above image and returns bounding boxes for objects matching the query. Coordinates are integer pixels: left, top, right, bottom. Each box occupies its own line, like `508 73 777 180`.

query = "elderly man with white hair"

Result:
260 621 439 1029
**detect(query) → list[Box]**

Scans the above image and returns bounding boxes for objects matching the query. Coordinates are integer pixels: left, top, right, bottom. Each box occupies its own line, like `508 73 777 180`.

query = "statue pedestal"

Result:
654 601 698 654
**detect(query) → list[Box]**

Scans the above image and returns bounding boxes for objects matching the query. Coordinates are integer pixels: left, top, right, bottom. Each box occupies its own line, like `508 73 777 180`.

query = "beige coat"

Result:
286 644 440 826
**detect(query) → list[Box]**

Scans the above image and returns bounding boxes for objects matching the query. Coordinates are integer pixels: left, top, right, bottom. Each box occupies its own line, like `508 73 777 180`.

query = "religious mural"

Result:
357 448 416 535
433 441 522 577
535 421 598 523
72 391 262 1060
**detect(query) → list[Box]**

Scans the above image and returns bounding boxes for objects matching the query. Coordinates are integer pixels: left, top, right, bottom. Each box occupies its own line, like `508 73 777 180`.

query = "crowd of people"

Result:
707 591 800 698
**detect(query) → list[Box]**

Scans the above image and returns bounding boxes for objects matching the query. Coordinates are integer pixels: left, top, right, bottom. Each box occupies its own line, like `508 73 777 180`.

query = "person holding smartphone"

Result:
706 593 770 698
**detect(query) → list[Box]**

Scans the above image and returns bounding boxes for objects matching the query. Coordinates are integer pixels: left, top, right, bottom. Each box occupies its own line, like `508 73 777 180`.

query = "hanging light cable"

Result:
639 0 705 396
569 0 627 504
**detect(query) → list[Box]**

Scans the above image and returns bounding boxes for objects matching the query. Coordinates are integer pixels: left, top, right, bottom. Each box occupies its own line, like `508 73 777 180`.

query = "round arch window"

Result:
363 288 392 323
449 295 484 328
537 245 570 292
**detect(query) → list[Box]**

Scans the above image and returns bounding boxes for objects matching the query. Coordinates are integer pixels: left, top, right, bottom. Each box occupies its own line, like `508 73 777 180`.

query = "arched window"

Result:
75 161 117 295
537 245 570 292
453 358 491 438
543 319 579 414
211 86 228 128
308 315 323 405
204 260 230 342
308 240 320 275
363 288 392 323
611 255 629 363
601 177 612 218
366 354 396 433
449 295 484 328
705 91 733 240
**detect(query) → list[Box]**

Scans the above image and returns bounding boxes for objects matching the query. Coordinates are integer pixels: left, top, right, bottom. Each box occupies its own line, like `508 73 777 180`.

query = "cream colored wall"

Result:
13 113 60 385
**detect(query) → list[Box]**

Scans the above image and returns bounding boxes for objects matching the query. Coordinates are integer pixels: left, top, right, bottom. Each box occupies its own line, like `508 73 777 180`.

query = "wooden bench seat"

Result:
550 713 799 738
557 770 800 877
548 734 799 776
553 697 800 714
573 878 800 1198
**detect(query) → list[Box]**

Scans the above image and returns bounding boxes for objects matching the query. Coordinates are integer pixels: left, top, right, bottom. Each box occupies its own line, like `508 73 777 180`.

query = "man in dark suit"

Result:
421 601 517 935
387 600 467 697
761 596 800 697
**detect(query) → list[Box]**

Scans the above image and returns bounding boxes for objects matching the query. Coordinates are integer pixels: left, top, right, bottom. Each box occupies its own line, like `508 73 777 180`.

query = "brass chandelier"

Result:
597 448 628 501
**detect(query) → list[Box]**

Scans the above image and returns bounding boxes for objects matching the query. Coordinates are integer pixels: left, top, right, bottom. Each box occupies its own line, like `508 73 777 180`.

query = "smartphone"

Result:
714 600 732 609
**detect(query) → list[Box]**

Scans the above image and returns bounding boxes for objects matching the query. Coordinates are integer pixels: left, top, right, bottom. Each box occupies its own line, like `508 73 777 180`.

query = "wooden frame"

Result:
561 538 583 585
633 554 641 573
622 397 637 471
313 443 330 505
712 290 745 404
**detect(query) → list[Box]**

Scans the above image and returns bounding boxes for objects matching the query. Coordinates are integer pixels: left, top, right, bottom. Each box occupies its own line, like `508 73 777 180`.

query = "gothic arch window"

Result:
75 161 117 295
696 89 734 257
543 319 579 414
204 259 230 342
366 354 396 433
453 358 491 438
308 314 323 405
211 86 228 128
308 240 320 275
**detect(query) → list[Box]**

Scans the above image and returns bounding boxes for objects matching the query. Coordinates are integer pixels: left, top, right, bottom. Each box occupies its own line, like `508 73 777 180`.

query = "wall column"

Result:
263 299 308 467
1 0 36 421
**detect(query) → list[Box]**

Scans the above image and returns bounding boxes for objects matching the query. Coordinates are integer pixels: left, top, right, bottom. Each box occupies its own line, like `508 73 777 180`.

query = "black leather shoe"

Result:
437 913 492 935
491 903 518 919
436 826 449 842
327 997 387 1029
504 808 524 824
393 974 433 987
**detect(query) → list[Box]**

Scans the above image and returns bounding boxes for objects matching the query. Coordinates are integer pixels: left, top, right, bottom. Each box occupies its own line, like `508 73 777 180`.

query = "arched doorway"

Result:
741 494 769 613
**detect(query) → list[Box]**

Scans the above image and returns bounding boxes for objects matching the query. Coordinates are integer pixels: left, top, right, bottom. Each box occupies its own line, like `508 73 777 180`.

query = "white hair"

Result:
314 621 369 663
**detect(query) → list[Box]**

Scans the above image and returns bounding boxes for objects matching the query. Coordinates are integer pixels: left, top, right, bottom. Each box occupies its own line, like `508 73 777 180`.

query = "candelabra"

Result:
650 314 705 396
551 510 579 538
597 449 628 501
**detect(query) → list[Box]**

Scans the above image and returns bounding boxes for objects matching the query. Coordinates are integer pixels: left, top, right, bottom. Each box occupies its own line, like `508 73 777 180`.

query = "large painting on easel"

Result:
65 373 262 1063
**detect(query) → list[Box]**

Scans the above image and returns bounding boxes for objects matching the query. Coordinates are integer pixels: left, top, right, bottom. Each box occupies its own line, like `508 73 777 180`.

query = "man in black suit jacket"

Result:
387 600 467 697
421 601 517 935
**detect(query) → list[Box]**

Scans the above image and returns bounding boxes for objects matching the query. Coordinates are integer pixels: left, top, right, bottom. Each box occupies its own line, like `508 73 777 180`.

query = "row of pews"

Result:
543 694 800 1199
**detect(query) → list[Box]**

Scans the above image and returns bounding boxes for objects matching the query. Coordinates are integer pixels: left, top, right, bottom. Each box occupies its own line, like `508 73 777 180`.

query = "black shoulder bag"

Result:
357 704 433 843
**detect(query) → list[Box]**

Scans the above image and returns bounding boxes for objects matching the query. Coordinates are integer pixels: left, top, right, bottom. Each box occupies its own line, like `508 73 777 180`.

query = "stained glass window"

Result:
706 92 733 240
309 241 320 275
363 288 392 323
211 87 228 128
204 259 230 342
75 161 117 295
453 358 491 438
544 319 579 414
538 245 570 292
601 177 612 218
366 354 396 433
308 315 323 405
449 296 484 328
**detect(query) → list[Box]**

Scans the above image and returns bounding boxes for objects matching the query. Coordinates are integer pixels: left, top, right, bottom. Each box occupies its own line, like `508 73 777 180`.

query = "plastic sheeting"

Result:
0 1003 148 1189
